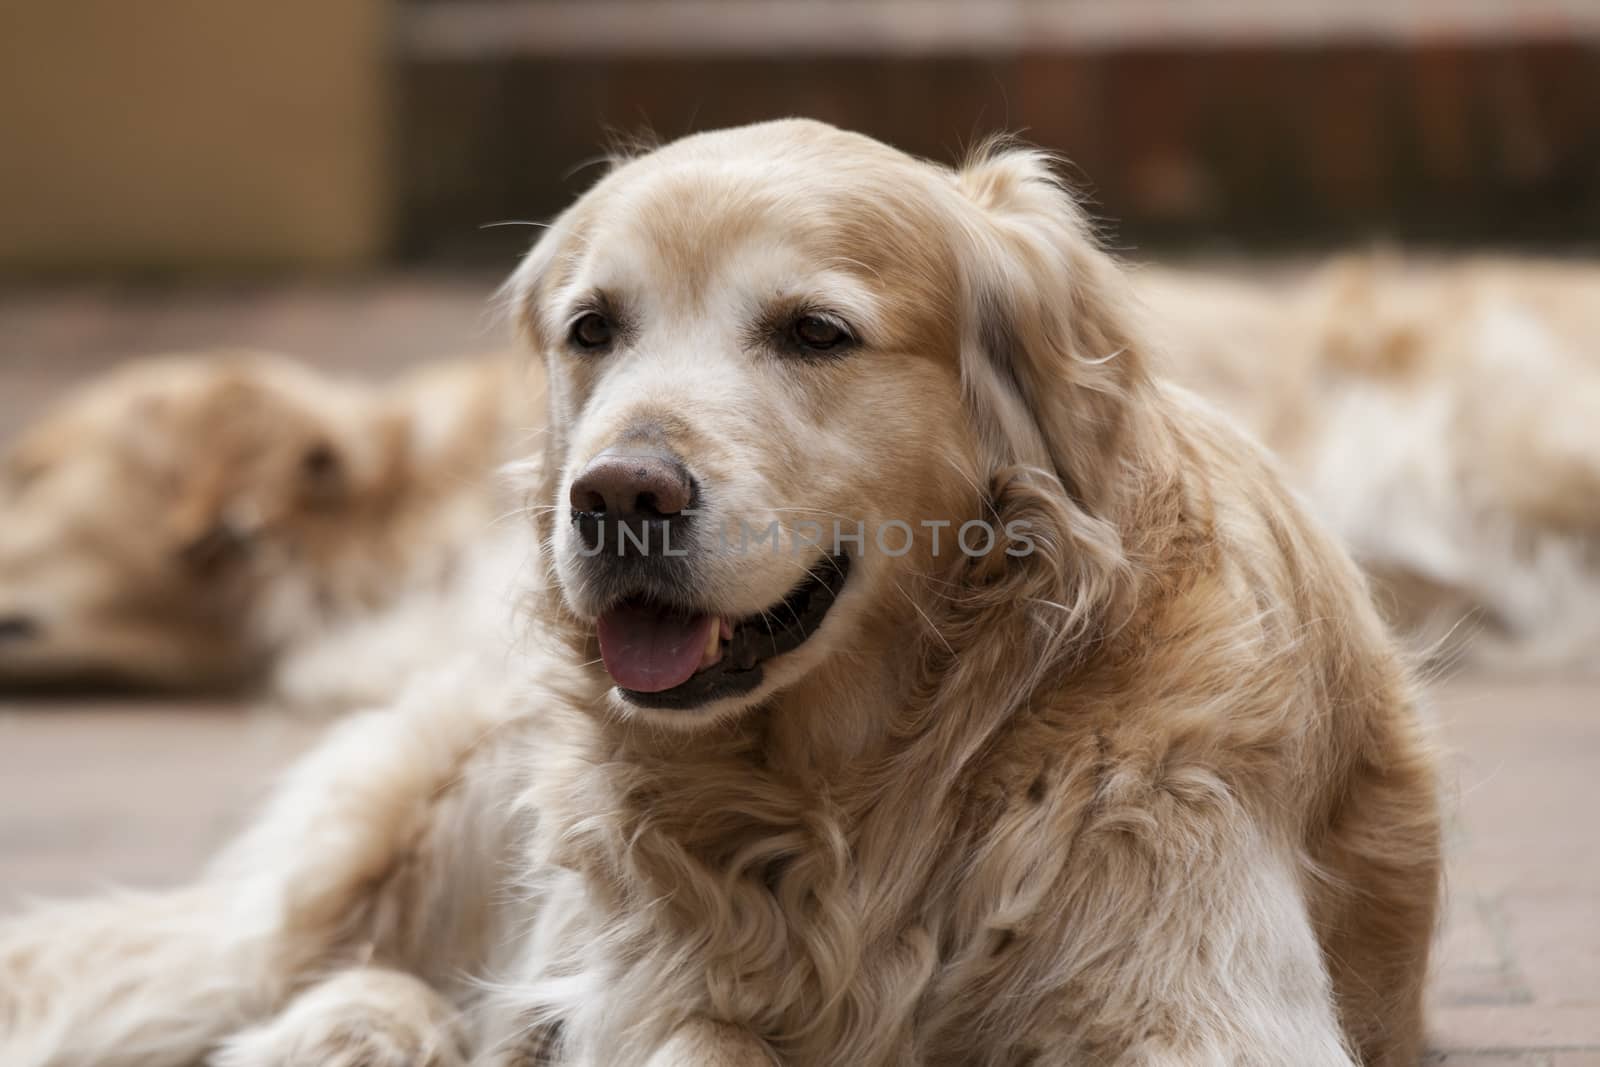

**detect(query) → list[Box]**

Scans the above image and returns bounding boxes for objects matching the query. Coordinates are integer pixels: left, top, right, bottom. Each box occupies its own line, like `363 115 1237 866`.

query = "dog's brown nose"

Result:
569 450 696 556
569 449 692 519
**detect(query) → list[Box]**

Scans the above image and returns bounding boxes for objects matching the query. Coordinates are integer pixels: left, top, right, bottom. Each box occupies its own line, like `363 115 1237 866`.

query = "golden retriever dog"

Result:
0 350 527 697
1142 255 1600 669
0 121 1440 1066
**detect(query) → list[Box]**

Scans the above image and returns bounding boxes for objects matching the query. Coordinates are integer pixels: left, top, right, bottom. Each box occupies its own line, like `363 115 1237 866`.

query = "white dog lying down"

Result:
0 121 1440 1066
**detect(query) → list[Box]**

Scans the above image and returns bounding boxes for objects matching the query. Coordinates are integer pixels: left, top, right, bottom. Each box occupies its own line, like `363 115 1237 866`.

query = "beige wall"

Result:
0 1 390 270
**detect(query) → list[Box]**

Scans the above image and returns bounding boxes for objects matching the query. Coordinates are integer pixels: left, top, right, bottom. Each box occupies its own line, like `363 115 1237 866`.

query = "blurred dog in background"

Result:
0 351 535 703
1148 255 1600 670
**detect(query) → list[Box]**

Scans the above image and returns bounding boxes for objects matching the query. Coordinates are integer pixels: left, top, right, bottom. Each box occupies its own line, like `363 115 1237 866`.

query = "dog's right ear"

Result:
495 203 593 508
498 217 573 351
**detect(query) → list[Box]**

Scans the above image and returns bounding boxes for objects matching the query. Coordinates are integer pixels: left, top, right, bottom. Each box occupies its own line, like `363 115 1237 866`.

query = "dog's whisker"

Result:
892 580 953 655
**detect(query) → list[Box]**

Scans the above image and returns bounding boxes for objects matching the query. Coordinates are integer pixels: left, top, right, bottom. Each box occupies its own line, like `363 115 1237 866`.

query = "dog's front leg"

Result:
211 966 468 1067
0 667 531 1067
642 1018 777 1067
0 884 274 1067
1076 835 1360 1067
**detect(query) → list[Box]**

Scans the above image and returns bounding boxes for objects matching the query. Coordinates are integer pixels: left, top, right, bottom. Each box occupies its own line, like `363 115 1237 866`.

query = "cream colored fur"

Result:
1143 256 1600 670
1 121 1440 1066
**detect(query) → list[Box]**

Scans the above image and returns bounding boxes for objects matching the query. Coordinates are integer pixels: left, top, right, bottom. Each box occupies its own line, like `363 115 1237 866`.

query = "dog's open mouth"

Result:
596 554 850 710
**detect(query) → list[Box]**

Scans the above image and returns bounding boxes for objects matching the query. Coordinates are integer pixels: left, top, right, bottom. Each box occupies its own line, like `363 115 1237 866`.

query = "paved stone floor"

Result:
1 278 1596 1062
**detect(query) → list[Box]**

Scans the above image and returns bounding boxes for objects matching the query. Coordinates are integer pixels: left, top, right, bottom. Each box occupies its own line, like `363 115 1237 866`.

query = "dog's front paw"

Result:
212 968 466 1067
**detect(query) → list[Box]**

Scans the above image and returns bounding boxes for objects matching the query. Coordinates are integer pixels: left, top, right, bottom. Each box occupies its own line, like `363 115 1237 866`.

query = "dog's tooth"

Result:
699 618 723 670
720 618 734 641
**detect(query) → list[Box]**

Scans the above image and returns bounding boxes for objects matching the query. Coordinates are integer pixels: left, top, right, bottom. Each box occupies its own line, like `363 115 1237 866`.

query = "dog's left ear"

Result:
954 145 1151 517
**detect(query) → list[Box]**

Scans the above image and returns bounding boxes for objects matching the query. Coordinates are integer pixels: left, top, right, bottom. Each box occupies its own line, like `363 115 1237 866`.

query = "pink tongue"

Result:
597 605 717 693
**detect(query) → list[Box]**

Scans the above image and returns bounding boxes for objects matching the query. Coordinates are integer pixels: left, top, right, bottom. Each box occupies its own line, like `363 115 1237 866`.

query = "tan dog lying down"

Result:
0 351 533 699
1144 255 1600 670
0 121 1440 1066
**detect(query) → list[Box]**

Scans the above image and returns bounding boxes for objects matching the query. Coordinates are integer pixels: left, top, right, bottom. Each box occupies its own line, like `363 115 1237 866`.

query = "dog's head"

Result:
0 354 405 690
508 120 1147 727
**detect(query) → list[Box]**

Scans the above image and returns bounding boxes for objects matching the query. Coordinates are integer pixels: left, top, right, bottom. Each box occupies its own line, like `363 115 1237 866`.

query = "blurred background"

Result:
6 0 1600 272
2 3 1598 1060
6 0 1600 425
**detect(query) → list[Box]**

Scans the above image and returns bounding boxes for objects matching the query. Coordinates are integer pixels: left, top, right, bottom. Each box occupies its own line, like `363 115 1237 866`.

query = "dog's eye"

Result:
300 442 346 504
791 315 852 353
569 312 614 351
0 613 41 643
302 443 340 481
